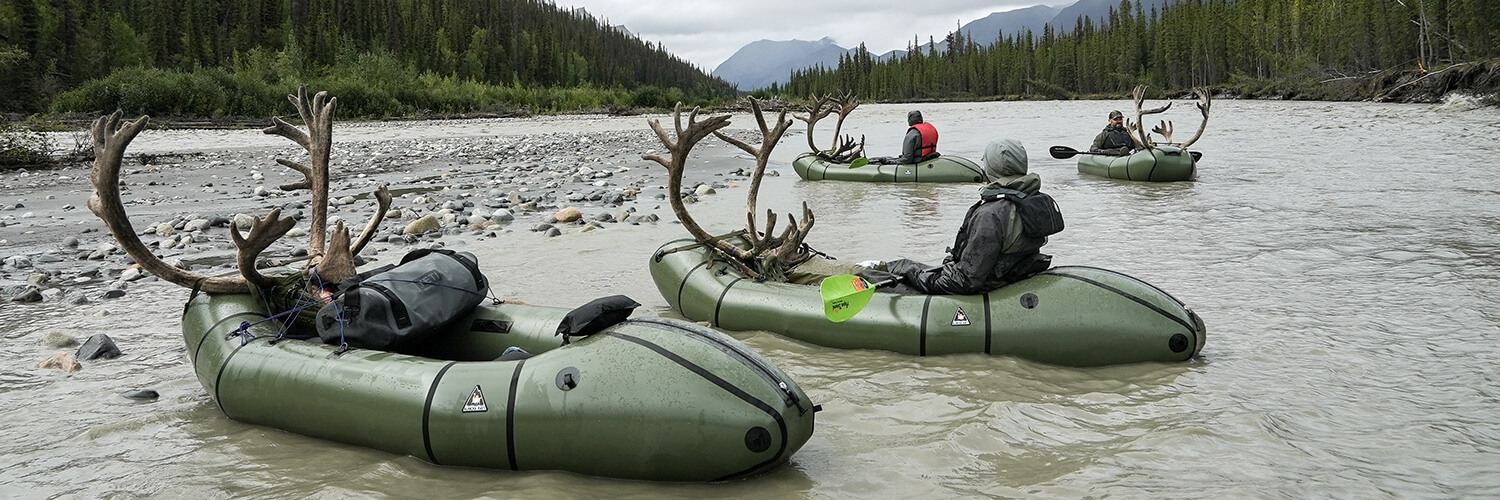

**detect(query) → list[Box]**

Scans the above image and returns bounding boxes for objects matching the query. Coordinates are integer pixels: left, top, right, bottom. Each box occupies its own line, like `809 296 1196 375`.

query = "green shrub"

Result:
0 124 55 169
48 48 727 120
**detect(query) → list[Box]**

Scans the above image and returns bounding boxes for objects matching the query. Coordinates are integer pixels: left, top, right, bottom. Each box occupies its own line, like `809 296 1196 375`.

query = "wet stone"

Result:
42 331 79 348
77 334 123 361
122 390 159 400
11 288 43 303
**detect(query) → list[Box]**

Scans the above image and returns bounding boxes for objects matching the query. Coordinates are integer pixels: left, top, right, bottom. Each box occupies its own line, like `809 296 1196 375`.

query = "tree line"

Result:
776 0 1500 101
0 0 737 116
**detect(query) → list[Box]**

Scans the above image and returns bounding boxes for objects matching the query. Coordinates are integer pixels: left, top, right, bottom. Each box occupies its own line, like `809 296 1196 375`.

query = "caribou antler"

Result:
797 95 832 154
712 97 813 261
263 86 341 276
795 93 865 162
1151 120 1175 144
229 208 297 287
259 85 389 283
87 111 258 293
1127 85 1173 150
1176 87 1212 149
89 87 393 298
647 100 819 280
644 104 754 266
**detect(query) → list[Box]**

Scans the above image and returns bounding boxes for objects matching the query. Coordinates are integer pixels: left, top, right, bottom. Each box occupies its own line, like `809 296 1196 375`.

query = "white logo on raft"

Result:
462 385 488 413
952 308 971 326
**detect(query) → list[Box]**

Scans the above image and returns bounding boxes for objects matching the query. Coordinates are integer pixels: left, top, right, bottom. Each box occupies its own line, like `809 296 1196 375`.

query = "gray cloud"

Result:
562 1 1061 72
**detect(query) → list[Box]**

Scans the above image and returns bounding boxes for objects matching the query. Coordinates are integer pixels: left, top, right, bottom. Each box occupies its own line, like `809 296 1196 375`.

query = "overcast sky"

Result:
556 1 1069 73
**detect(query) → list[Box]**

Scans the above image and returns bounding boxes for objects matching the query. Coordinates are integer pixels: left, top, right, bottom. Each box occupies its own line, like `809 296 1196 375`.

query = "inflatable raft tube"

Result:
181 292 817 481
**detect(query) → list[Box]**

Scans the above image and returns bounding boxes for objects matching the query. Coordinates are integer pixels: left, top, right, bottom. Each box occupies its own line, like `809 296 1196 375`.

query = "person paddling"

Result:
878 138 1063 295
1090 110 1133 155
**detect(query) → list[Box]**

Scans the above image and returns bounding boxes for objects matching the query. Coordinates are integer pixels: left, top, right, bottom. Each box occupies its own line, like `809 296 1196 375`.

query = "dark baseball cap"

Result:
1108 110 1124 120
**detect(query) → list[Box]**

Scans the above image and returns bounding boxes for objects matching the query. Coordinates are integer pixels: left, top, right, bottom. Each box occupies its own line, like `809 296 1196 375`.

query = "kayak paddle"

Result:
1048 145 1102 159
848 157 870 168
1051 145 1205 162
819 274 896 322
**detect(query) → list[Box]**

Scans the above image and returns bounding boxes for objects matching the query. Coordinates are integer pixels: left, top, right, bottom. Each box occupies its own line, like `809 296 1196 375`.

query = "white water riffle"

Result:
3 99 1498 497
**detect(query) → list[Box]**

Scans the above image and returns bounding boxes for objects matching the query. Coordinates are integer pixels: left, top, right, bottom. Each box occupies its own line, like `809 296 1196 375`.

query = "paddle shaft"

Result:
1050 145 1203 162
1049 145 1108 159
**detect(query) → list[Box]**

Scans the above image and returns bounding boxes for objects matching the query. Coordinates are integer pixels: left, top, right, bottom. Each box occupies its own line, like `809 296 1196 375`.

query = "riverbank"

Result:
0 113 770 310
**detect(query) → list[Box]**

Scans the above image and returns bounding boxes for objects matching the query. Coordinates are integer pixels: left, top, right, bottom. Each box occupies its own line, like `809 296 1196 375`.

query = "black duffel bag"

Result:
316 249 489 350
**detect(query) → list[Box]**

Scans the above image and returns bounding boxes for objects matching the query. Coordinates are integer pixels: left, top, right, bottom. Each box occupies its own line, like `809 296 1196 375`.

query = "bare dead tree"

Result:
795 92 865 163
645 98 815 280
87 85 391 298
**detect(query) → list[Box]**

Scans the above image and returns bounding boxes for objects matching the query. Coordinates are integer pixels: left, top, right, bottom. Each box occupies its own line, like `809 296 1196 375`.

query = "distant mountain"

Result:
712 0 1177 91
1051 0 1171 33
711 38 850 91
960 5 1063 46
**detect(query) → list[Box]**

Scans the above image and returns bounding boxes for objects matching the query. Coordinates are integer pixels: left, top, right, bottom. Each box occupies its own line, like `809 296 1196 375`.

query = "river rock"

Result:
36 352 81 373
234 213 256 230
555 207 582 223
42 331 79 348
122 389 159 400
77 334 122 360
403 215 440 235
10 287 42 303
120 266 144 281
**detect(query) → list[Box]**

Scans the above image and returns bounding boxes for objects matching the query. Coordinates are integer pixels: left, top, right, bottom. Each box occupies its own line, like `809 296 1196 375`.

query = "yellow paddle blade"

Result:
820 274 875 323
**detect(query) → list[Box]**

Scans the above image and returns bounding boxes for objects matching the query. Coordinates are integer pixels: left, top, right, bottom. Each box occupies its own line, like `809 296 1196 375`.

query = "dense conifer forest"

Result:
0 0 737 118
778 0 1500 103
2 0 1498 123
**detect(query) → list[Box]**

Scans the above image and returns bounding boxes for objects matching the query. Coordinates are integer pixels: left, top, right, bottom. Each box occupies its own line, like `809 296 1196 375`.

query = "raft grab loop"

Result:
230 321 256 345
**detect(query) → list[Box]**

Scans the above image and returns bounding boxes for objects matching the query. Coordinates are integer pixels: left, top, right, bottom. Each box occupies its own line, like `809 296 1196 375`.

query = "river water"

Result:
3 99 1498 498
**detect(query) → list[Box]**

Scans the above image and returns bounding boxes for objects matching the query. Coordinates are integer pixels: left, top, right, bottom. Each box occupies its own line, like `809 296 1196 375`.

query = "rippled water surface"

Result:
3 99 1498 498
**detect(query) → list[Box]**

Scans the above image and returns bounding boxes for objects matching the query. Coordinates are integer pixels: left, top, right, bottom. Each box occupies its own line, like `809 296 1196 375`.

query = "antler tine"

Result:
229 208 297 288
714 97 793 233
829 92 859 153
751 209 780 255
772 202 816 263
87 111 253 294
264 84 339 277
1129 85 1172 149
315 222 356 282
1152 120 1175 144
644 103 748 260
744 211 764 249
794 94 834 153
1178 87 1213 149
349 185 393 256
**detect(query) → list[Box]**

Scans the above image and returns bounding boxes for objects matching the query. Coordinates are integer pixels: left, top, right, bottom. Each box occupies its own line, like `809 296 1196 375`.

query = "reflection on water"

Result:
3 100 1499 498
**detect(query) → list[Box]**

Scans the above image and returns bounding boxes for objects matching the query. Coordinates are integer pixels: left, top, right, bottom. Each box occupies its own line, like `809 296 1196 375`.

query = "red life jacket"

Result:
909 122 938 156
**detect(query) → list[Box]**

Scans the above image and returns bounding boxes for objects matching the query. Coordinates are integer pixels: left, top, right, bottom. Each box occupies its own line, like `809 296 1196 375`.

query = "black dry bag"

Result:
316 249 489 350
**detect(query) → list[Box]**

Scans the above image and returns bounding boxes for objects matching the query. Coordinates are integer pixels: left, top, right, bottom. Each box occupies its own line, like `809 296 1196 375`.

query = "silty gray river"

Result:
1 98 1497 498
